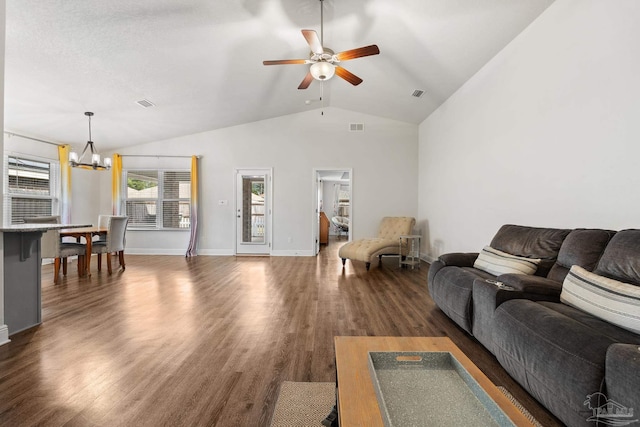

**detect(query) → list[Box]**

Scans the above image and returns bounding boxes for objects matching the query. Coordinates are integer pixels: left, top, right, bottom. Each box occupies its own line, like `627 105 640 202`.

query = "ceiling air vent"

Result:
349 123 364 132
136 99 156 108
411 89 425 98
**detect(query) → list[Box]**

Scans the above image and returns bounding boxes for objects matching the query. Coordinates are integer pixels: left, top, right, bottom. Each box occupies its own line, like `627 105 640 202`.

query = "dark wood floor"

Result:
0 238 562 426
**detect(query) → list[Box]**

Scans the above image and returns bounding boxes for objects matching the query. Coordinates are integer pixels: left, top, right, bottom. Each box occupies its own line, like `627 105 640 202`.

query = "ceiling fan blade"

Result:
335 45 380 61
335 66 363 86
302 29 324 54
298 72 314 90
263 59 309 65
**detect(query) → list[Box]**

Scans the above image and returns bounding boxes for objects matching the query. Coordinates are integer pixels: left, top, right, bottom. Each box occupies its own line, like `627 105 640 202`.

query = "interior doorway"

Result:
313 169 352 255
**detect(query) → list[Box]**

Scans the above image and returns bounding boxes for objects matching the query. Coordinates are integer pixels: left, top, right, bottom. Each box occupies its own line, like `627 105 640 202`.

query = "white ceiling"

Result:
4 0 555 151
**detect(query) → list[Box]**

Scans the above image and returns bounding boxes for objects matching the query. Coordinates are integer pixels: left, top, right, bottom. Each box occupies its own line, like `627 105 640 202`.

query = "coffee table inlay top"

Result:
334 336 535 427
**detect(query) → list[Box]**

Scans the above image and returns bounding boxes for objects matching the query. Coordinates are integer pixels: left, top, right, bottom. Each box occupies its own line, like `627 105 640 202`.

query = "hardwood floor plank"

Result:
0 240 562 426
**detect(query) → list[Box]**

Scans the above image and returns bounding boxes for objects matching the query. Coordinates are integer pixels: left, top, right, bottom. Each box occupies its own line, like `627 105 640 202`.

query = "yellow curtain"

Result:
186 155 199 257
112 153 123 215
58 145 72 223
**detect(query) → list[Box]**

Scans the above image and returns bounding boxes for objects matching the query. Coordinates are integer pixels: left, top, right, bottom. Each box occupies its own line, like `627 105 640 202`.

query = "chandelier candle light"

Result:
69 112 112 170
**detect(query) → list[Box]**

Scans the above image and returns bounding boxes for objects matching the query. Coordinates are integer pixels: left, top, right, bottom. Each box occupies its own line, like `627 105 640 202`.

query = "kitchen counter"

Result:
2 223 91 336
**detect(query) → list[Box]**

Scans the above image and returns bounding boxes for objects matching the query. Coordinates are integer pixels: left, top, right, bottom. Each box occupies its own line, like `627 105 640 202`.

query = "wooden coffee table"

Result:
335 336 536 426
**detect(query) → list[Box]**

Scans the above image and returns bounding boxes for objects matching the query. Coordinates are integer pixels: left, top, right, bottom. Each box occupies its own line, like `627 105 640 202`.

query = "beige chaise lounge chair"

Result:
338 216 416 270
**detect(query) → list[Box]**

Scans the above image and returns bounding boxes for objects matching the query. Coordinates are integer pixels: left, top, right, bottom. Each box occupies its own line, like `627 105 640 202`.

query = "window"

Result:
125 169 191 229
4 155 59 224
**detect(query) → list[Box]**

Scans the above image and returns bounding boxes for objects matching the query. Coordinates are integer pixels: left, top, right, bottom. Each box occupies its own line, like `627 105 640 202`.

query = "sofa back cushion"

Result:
490 225 571 277
594 229 640 286
547 229 615 283
377 217 416 240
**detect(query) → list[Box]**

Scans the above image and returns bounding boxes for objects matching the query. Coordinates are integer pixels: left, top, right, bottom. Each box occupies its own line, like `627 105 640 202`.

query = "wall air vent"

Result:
411 89 425 98
136 99 156 108
349 123 364 132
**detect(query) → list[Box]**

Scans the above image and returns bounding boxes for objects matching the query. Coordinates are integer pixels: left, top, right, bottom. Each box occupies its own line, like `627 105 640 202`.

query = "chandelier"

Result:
69 112 111 170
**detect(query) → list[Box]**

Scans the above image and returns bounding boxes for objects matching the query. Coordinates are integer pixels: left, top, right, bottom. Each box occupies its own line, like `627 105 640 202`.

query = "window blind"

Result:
4 154 60 225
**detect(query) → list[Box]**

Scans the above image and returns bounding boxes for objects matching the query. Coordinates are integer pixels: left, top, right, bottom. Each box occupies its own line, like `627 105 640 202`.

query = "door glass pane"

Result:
242 176 265 243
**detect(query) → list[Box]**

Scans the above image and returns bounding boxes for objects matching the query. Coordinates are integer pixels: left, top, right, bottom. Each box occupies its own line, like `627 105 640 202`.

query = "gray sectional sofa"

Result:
427 225 640 427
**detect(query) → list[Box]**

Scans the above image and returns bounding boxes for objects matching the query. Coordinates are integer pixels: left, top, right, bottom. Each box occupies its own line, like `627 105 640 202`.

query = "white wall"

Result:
418 0 640 261
112 107 418 255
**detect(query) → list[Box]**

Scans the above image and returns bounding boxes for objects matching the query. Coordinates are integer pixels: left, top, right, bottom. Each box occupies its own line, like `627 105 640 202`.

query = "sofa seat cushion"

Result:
428 266 495 334
338 238 401 263
493 300 640 427
535 301 640 344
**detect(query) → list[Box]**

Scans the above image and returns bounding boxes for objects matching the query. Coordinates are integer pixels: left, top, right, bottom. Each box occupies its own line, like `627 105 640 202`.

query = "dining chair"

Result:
94 214 112 242
25 215 87 283
98 215 111 228
92 216 129 274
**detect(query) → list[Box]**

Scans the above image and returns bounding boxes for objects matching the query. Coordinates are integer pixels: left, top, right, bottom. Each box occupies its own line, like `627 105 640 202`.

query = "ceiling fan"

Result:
263 0 380 90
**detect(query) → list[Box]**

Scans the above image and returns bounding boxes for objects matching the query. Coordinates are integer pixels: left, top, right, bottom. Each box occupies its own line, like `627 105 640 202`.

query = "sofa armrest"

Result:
473 278 524 308
605 344 640 412
497 274 563 298
438 252 479 268
471 278 525 352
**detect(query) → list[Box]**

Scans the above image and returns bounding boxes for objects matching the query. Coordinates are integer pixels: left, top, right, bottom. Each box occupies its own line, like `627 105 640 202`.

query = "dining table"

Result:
60 226 108 276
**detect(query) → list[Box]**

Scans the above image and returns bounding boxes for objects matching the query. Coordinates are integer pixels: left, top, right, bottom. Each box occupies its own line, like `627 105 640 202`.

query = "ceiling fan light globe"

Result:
310 62 335 81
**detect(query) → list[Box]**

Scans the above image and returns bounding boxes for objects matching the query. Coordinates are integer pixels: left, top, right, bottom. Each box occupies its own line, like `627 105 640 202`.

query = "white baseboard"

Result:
197 249 235 256
125 248 193 256
0 325 10 347
270 250 315 257
118 249 316 257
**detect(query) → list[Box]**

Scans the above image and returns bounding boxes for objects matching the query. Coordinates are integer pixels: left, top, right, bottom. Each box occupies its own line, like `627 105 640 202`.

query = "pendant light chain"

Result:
88 113 92 141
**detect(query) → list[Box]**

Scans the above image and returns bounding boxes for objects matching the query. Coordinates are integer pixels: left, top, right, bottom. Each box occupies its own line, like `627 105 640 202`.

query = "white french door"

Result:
235 169 271 255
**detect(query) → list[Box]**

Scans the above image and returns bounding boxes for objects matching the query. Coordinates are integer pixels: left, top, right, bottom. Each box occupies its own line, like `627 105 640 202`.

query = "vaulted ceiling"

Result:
4 0 555 150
